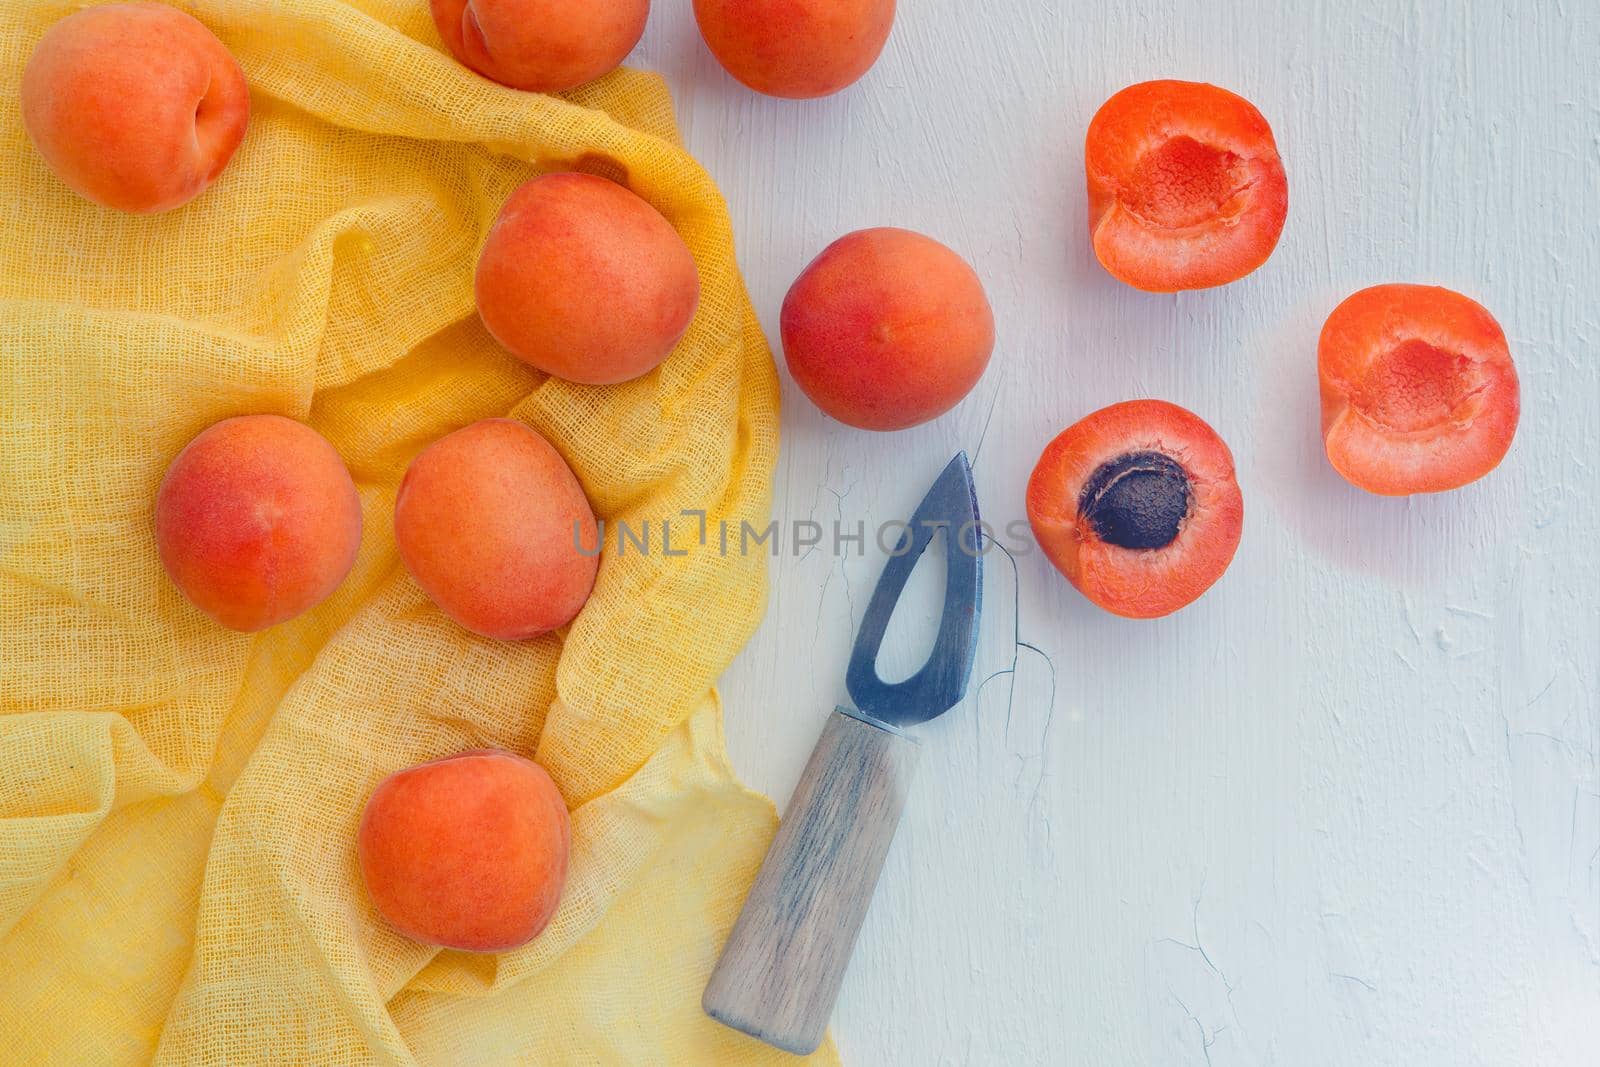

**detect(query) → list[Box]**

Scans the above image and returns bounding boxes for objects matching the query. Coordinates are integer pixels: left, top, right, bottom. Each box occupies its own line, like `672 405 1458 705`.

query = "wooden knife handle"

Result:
703 707 919 1055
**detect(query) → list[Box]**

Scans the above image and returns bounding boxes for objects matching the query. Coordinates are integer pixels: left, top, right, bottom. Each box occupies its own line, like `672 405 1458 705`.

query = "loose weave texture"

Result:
0 1 840 1063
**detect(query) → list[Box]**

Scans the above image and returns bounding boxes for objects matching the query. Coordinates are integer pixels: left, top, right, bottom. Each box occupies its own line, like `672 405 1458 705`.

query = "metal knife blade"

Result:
844 452 983 726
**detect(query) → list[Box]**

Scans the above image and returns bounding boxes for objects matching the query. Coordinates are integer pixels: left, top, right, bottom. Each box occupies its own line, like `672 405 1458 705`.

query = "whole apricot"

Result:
475 173 700 385
358 749 570 952
430 0 648 93
781 227 994 431
22 3 249 214
156 415 362 632
394 419 599 640
694 0 896 99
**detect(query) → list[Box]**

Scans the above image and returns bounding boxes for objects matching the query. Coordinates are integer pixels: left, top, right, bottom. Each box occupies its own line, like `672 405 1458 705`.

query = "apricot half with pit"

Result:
1027 400 1243 619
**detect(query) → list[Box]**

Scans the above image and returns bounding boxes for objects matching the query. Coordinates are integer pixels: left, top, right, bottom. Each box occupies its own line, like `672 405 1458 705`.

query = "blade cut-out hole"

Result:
873 525 949 684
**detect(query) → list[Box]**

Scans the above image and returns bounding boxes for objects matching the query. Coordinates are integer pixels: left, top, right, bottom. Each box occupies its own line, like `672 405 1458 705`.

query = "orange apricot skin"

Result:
1319 284 1519 496
394 419 599 641
693 0 896 99
1026 400 1243 619
358 749 570 952
429 0 648 93
780 227 994 431
1086 80 1287 292
155 415 362 633
21 3 249 214
475 173 700 385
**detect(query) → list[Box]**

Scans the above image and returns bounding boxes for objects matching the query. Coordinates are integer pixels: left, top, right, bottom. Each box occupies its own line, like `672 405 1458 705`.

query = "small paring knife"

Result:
703 453 983 1056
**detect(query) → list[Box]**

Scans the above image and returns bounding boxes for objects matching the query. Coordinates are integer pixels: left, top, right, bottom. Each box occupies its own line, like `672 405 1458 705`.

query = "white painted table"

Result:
637 3 1599 1062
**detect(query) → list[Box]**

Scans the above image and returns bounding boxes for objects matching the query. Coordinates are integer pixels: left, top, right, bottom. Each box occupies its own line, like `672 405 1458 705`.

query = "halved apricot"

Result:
1026 400 1243 619
1319 284 1519 495
1086 80 1288 292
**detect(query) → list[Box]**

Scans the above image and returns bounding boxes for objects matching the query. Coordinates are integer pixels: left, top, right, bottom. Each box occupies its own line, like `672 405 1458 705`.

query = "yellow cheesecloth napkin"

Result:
0 1 838 1062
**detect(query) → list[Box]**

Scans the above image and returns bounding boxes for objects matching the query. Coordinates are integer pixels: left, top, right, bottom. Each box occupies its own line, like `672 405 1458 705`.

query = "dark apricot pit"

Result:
1086 80 1288 292
1079 451 1192 550
1319 284 1519 495
1027 400 1243 619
